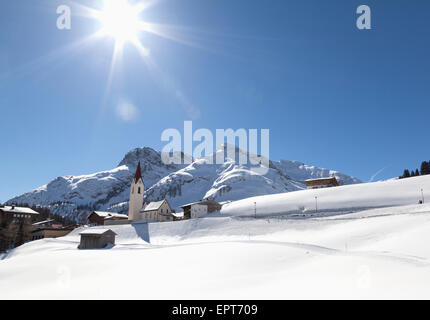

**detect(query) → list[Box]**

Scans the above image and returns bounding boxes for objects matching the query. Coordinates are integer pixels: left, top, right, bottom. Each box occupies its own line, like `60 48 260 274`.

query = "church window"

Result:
138 187 141 194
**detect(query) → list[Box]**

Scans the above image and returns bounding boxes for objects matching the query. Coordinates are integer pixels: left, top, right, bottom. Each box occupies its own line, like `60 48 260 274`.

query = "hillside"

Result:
221 174 430 217
6 146 360 221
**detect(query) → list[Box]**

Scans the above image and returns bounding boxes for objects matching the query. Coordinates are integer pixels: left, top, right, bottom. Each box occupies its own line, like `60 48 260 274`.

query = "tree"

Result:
421 161 430 176
403 169 410 178
415 169 420 176
411 170 415 177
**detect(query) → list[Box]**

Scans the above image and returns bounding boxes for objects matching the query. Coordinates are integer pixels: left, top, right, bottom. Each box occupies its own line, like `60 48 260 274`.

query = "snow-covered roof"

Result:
171 211 184 218
180 200 220 208
104 215 127 220
0 206 39 215
91 211 128 219
305 177 338 182
141 200 165 212
32 219 55 226
79 228 117 236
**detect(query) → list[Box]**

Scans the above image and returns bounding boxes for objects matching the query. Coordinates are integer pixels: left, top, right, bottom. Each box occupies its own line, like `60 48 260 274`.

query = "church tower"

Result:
128 162 144 221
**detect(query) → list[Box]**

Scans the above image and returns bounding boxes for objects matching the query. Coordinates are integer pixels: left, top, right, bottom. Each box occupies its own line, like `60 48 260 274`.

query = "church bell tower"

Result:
128 161 144 221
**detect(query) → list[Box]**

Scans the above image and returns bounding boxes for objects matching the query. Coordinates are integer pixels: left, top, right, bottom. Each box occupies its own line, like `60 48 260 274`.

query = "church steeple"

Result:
128 161 144 221
134 161 143 183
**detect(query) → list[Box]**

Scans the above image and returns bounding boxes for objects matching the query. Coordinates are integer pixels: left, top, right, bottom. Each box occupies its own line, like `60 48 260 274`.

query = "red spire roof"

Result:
134 161 143 183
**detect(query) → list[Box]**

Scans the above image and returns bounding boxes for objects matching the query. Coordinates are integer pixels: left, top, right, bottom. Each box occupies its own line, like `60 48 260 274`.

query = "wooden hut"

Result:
78 229 117 249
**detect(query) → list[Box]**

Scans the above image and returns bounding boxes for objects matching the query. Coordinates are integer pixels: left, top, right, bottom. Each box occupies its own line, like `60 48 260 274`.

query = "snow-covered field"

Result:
1 176 430 299
1 204 430 299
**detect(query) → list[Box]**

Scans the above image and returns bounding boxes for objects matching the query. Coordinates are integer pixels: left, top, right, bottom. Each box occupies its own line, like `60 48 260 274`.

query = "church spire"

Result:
129 161 144 221
134 161 142 183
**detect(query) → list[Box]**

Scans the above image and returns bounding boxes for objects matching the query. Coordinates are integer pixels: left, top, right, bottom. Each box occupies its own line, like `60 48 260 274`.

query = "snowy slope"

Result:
1 203 430 299
6 146 360 220
221 175 430 217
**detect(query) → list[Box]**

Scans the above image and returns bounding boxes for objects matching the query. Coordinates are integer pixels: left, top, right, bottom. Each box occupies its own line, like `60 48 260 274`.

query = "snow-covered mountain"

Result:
6 145 360 221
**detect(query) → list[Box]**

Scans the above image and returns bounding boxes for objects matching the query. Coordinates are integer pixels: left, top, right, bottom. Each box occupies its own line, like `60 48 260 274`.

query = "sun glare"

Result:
66 0 206 118
99 1 142 44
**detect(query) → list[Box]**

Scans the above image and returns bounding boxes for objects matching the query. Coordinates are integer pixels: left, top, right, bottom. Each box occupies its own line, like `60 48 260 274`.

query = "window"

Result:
138 187 141 194
132 186 134 194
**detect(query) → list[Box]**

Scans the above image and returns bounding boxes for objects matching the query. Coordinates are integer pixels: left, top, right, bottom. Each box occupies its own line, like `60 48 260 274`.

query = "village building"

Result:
31 224 78 241
87 211 128 226
305 177 339 189
0 206 39 252
0 205 39 224
139 199 176 222
180 200 222 219
127 162 176 222
0 206 39 251
78 229 117 249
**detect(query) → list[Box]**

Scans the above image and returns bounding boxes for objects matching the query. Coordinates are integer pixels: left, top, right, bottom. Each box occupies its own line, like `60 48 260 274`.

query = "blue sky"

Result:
1 0 429 202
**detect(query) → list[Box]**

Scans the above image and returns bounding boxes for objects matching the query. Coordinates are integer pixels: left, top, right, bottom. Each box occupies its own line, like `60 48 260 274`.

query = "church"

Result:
128 162 177 222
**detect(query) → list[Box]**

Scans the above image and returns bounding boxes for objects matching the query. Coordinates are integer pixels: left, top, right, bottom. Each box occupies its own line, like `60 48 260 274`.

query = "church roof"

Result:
140 200 165 212
134 161 143 183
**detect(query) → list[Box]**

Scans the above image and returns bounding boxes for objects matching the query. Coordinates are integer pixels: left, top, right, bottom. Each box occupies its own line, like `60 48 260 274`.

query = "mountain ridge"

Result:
6 146 361 221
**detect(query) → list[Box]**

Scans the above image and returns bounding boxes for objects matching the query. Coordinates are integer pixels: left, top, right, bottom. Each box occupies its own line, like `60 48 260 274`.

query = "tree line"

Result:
400 161 430 179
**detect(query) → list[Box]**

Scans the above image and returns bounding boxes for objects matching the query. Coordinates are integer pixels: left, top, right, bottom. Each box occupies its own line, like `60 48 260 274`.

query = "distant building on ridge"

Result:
305 177 339 189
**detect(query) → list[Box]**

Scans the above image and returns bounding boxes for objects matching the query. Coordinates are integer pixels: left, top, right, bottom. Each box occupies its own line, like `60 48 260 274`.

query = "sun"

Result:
98 0 143 44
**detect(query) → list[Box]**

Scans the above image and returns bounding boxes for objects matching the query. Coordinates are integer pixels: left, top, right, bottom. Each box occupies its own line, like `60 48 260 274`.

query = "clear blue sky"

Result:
1 0 429 203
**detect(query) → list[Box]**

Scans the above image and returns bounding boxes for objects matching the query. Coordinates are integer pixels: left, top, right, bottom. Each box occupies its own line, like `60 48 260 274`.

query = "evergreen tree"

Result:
403 169 411 178
421 161 430 175
411 170 415 177
415 169 420 176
